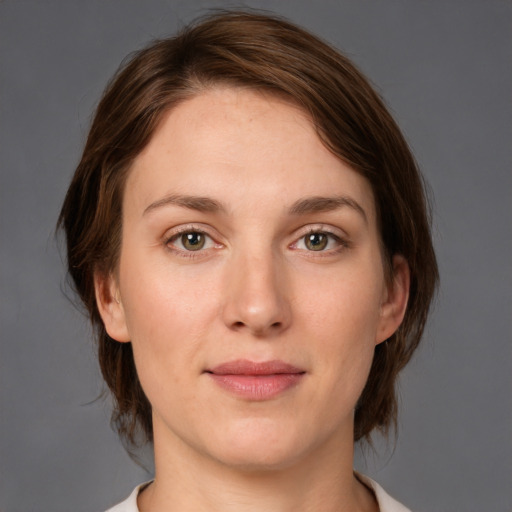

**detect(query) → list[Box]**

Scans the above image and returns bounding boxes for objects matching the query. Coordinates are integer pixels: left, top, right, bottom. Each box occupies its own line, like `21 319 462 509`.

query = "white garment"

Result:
105 474 412 512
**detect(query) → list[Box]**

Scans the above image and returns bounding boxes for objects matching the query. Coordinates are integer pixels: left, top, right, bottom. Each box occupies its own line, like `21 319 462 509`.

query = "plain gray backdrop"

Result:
1 1 511 511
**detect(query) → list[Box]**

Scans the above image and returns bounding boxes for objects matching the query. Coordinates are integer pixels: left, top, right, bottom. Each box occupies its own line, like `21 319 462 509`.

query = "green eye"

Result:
181 232 206 251
304 233 328 251
166 228 219 256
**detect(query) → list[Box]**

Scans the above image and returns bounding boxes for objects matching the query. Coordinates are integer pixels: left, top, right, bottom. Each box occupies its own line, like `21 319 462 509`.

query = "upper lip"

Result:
207 359 305 375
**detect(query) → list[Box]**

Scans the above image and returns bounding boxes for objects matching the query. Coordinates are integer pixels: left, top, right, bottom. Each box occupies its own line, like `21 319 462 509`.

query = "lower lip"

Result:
208 373 304 400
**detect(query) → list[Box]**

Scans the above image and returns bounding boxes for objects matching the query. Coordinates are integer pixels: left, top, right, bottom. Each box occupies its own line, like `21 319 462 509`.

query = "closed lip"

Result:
206 359 305 376
205 359 306 400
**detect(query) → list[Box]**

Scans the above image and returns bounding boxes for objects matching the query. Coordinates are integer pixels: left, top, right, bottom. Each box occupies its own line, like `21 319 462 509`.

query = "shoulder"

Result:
356 473 413 512
104 482 151 512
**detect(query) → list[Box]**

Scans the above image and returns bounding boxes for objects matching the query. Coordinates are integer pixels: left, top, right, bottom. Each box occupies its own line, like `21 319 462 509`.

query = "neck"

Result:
138 421 378 512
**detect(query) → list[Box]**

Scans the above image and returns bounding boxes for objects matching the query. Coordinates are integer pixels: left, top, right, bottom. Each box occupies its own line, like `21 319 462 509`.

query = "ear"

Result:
94 271 130 343
376 255 410 345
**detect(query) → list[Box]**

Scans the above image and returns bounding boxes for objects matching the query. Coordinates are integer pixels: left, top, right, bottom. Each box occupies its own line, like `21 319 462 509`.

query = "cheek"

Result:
299 265 384 339
121 250 217 327
117 255 221 379
296 263 384 388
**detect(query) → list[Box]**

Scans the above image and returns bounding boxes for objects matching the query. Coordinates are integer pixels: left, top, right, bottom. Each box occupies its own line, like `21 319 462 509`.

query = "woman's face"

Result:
97 87 408 470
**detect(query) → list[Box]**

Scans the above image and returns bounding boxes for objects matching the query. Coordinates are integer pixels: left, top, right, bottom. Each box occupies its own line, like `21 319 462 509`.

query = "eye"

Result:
167 230 216 252
292 230 345 252
304 232 329 251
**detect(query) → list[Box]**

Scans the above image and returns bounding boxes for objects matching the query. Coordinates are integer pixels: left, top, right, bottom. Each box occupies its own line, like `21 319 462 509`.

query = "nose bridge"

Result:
222 244 291 336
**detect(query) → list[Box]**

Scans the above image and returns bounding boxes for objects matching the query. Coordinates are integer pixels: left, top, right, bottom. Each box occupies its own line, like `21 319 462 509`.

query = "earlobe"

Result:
376 255 410 345
94 271 130 342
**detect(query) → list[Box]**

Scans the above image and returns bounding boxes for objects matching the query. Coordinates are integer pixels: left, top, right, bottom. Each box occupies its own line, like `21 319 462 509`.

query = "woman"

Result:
59 11 438 512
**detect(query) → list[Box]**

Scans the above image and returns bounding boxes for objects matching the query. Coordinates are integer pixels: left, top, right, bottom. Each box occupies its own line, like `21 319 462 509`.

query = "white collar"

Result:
355 473 412 512
106 475 412 512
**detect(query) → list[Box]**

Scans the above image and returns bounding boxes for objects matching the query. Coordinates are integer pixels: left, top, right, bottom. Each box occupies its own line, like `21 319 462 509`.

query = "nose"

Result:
221 249 292 337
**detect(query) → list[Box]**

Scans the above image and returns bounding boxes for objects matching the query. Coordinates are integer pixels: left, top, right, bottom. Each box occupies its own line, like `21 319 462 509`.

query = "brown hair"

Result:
58 10 438 446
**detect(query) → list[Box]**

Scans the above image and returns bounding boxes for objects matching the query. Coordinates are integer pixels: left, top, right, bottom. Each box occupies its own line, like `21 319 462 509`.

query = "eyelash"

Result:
164 225 349 259
290 227 349 255
164 225 220 259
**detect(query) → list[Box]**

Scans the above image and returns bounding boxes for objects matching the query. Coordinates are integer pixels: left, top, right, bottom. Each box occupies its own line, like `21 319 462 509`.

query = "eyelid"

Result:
292 223 349 240
163 223 219 240
163 224 223 254
289 224 351 252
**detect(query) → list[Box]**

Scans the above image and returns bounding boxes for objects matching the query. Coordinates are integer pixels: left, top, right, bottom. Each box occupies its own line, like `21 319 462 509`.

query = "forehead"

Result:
125 87 376 222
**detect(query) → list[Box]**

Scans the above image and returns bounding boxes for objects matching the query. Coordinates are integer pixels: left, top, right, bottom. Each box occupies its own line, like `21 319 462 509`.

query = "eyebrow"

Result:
143 193 367 222
143 194 227 216
289 195 368 223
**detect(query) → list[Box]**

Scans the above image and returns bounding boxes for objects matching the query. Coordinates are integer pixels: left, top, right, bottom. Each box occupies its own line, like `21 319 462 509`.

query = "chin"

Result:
216 446 303 473
207 418 309 472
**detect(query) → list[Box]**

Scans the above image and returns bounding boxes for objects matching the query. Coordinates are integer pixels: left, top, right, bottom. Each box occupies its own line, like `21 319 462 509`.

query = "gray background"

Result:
1 1 511 511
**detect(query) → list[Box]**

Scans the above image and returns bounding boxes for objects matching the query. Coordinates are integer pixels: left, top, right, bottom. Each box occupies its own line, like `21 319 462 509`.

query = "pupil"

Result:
182 232 204 250
306 233 327 251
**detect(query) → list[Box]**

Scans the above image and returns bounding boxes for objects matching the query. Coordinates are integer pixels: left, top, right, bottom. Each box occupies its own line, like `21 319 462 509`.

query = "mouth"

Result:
205 359 306 400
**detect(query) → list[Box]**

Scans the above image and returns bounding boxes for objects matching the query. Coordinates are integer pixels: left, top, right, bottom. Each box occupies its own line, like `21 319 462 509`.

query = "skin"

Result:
96 87 409 512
